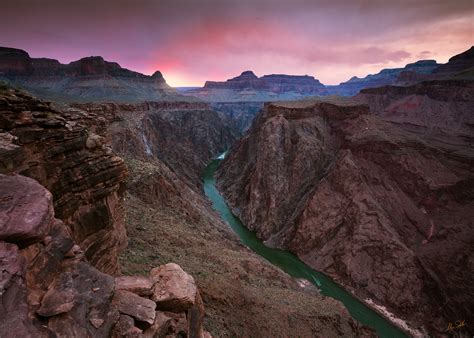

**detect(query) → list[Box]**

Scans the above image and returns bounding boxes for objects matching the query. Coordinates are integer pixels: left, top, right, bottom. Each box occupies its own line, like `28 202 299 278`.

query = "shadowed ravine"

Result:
203 157 408 338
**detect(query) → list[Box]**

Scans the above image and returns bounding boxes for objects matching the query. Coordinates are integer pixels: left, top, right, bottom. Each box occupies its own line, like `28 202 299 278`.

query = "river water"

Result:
203 158 408 338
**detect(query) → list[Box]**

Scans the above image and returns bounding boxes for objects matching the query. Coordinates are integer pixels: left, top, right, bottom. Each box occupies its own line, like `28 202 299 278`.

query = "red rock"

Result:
114 290 156 327
112 314 143 338
143 311 173 338
0 241 39 336
115 275 154 296
150 263 197 312
0 174 54 247
0 88 128 274
37 272 76 317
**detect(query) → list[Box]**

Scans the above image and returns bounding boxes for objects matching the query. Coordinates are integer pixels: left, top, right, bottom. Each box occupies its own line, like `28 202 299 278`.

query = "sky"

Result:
1 0 473 86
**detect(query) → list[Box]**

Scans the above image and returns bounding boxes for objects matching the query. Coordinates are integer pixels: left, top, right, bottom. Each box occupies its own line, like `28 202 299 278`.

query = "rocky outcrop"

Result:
0 46 190 103
186 71 328 102
0 86 128 274
0 174 209 337
0 84 212 337
217 98 474 335
72 101 238 189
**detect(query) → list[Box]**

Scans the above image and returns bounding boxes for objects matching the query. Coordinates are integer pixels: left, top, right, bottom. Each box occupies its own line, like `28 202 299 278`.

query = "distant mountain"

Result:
0 46 192 102
185 71 328 102
327 60 440 96
432 46 474 78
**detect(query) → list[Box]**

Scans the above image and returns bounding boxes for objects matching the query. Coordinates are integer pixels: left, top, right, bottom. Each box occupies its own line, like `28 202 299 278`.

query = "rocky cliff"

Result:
211 102 264 133
185 71 328 102
0 87 128 274
0 46 190 103
216 90 474 335
0 86 211 337
71 101 238 189
355 80 474 134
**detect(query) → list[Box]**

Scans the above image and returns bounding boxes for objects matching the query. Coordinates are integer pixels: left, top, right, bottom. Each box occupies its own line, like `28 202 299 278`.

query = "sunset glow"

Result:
1 0 473 86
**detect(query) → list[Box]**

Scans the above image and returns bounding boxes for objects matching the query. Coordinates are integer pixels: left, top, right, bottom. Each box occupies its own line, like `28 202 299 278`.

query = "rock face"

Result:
327 60 440 96
0 46 189 102
186 71 328 102
211 102 264 134
0 87 211 337
355 80 474 134
72 101 238 189
216 93 474 335
0 86 128 274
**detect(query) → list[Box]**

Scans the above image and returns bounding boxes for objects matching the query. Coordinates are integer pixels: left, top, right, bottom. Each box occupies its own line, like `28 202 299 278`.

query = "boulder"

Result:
0 174 54 246
115 275 153 296
150 263 197 312
114 290 156 327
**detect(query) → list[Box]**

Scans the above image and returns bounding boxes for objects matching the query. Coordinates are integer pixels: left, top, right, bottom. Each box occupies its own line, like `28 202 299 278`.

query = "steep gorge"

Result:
216 85 474 336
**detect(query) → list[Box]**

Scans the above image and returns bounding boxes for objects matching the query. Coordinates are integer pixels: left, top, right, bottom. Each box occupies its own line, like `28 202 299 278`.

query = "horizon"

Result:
1 0 473 87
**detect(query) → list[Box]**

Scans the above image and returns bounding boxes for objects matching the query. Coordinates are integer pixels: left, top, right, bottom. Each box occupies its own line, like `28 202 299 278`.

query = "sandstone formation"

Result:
185 71 328 102
0 46 189 102
216 88 474 335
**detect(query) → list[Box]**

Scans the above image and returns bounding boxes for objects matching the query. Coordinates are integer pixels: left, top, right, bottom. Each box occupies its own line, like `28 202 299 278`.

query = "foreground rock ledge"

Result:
0 172 211 337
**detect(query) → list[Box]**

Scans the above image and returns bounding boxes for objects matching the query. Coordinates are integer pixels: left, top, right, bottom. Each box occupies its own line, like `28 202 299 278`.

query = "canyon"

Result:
0 44 472 338
0 80 371 336
216 47 474 336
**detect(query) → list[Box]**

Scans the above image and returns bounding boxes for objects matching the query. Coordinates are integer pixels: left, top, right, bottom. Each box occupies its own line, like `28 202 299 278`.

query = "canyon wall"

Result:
72 101 238 189
0 85 210 337
216 85 474 335
0 87 128 274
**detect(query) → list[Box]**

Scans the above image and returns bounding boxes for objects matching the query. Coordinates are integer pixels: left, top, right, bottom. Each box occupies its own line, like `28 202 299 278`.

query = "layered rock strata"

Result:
217 97 474 335
0 86 128 274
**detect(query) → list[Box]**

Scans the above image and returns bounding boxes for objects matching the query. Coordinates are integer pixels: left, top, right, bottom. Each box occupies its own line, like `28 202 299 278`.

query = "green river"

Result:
203 158 408 338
